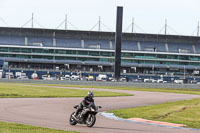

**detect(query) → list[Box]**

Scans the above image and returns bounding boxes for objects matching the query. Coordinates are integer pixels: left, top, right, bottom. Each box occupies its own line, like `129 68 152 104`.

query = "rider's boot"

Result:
73 111 78 118
73 109 80 119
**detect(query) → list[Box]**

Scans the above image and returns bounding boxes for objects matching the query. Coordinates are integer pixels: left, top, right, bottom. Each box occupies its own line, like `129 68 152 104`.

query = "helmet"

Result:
88 91 94 98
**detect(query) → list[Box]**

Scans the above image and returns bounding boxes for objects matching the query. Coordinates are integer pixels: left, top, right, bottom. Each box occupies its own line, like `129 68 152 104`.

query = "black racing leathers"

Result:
74 96 94 117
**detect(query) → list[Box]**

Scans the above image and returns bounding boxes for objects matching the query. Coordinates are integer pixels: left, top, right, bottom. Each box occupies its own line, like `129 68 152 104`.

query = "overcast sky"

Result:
0 0 200 36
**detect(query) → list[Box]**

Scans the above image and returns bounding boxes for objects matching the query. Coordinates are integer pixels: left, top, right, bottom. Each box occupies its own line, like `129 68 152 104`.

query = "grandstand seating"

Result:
28 58 54 63
111 41 115 50
121 62 137 67
167 43 193 53
84 39 110 49
140 63 155 68
0 35 199 55
154 64 169 68
84 61 111 65
195 44 200 54
0 35 24 46
56 38 82 48
140 42 166 52
28 37 53 47
0 57 25 62
122 40 138 51
2 58 82 64
55 60 82 64
169 64 196 69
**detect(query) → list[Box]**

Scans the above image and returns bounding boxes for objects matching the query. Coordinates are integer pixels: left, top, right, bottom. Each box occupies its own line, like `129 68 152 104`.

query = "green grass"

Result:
0 83 132 98
108 98 200 129
33 84 200 95
0 121 78 133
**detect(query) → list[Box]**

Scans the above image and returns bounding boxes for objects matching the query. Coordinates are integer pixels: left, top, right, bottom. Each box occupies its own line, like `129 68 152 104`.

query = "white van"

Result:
144 78 153 83
42 75 54 80
96 74 107 81
15 72 26 78
174 79 184 84
5 72 14 79
65 75 70 80
71 75 80 80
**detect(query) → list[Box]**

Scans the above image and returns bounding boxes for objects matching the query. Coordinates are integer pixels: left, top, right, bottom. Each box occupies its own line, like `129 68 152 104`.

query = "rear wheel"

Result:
69 112 77 125
86 114 96 127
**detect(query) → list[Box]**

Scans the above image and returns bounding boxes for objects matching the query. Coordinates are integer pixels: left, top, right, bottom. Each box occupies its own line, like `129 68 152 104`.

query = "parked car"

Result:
190 80 197 84
60 76 66 80
108 77 114 81
65 75 71 80
144 78 153 83
42 75 54 80
133 78 143 83
71 75 80 80
15 72 26 78
0 70 3 78
17 76 29 80
157 79 167 83
88 76 94 81
5 72 14 79
174 79 184 84
120 77 127 82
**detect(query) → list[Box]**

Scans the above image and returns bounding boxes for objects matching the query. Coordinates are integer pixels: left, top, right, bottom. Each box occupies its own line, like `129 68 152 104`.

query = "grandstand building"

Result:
0 27 200 76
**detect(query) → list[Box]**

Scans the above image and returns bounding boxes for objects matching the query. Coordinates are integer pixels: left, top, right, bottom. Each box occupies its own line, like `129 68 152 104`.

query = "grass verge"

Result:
0 121 78 133
0 83 132 98
108 98 200 129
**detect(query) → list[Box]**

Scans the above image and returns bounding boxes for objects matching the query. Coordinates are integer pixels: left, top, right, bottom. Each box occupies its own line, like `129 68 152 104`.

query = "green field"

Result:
0 83 200 97
37 84 200 95
108 98 200 129
0 83 132 98
0 121 78 133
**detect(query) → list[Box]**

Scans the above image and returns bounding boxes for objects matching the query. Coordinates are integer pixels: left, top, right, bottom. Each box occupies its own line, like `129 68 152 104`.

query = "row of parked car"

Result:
1 70 200 84
4 72 29 80
42 74 109 81
134 78 200 84
1 71 109 81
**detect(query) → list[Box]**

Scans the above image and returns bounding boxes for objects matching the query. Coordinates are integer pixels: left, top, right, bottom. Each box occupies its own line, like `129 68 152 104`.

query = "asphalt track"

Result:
0 85 200 133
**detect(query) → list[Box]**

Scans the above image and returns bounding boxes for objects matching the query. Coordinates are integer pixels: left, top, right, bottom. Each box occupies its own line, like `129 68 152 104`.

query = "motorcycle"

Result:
69 102 102 127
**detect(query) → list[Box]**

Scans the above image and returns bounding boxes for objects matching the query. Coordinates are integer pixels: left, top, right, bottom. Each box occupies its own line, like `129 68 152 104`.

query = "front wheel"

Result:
86 114 96 127
69 112 77 125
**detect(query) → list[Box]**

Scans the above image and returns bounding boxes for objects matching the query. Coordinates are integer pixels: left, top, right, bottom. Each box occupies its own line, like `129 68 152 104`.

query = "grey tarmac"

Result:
0 85 200 133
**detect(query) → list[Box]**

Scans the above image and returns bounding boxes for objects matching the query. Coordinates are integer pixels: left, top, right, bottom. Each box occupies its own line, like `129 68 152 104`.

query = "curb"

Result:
100 112 200 131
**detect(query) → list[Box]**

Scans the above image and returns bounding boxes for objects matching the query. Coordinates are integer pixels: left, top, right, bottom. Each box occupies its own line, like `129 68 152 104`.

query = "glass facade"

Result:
0 47 199 67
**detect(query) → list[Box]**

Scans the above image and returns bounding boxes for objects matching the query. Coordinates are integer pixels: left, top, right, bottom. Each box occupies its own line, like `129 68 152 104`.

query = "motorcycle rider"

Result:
73 91 94 118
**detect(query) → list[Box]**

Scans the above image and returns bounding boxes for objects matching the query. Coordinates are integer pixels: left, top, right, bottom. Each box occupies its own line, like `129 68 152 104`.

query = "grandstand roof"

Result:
0 27 200 44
